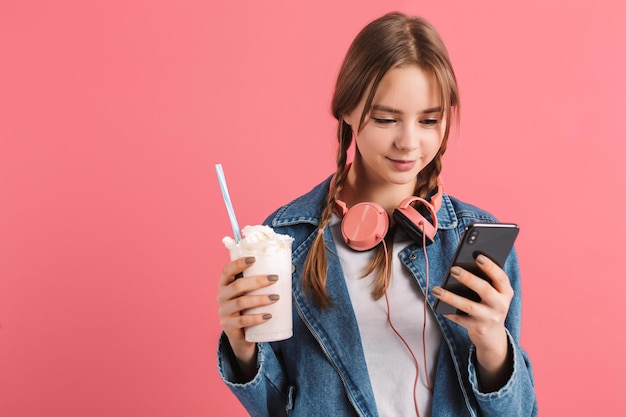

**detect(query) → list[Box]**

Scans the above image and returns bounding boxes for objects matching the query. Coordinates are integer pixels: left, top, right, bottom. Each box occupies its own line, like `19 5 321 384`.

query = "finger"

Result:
220 256 257 286
217 273 280 327
220 273 280 303
219 292 281 318
221 310 274 336
447 263 511 312
432 284 486 317
448 265 493 299
441 310 471 327
475 254 513 296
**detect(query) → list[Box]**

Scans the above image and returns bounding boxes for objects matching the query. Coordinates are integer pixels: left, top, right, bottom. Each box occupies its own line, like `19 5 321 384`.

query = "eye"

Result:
372 118 396 125
420 118 440 127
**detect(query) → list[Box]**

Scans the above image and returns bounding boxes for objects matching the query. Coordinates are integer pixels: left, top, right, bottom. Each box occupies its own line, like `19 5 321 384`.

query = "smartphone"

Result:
433 222 519 315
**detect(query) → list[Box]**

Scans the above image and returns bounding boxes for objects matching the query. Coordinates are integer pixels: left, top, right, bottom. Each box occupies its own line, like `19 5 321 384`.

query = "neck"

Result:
341 161 416 214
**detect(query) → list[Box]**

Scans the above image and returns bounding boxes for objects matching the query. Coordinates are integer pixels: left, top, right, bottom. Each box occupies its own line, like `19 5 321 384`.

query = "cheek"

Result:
424 130 444 151
355 128 388 150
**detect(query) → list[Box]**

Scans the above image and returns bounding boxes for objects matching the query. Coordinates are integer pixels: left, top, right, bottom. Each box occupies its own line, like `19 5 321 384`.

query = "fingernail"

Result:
244 257 256 264
432 286 444 297
476 254 487 264
269 294 280 301
267 274 279 282
262 314 272 320
450 266 462 277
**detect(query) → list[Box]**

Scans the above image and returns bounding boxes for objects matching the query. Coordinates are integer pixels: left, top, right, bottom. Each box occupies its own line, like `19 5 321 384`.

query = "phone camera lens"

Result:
467 229 479 245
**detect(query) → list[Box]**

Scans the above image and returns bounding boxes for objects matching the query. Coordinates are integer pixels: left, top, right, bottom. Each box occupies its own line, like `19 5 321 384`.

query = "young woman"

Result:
217 12 537 417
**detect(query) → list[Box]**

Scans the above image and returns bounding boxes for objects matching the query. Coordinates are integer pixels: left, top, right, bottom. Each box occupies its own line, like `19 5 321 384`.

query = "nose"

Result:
394 124 419 152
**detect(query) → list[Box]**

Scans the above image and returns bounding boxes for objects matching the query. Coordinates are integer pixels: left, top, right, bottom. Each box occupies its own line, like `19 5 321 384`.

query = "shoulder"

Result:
260 175 333 257
262 174 332 229
437 193 499 234
446 194 499 223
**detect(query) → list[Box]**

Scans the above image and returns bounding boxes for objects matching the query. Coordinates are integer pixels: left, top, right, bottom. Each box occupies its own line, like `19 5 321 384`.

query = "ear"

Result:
342 111 354 127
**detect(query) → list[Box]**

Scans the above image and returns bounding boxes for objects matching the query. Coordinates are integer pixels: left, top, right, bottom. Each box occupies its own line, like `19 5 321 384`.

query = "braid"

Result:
415 152 443 198
302 121 352 308
365 227 395 300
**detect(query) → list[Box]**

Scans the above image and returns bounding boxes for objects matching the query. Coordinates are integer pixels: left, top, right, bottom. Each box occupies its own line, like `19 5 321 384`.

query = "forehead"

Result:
372 64 440 108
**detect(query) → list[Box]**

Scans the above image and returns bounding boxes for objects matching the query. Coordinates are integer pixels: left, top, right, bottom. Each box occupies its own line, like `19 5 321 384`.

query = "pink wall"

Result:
1 1 625 415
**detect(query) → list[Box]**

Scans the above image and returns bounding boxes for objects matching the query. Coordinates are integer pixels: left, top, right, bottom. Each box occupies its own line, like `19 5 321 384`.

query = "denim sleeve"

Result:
217 333 294 417
468 330 538 416
467 248 538 417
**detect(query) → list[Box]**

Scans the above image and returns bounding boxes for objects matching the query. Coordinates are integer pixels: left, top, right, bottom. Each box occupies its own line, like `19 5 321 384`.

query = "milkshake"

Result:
222 225 294 342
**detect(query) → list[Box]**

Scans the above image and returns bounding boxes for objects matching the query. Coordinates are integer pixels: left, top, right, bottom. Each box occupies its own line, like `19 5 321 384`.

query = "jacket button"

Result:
408 253 417 260
292 264 296 273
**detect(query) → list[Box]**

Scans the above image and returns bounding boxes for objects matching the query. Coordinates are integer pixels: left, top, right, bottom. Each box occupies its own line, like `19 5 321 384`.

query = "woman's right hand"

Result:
217 256 280 376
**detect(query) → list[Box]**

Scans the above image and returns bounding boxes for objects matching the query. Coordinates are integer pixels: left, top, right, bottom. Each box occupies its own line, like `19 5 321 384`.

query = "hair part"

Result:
303 12 460 308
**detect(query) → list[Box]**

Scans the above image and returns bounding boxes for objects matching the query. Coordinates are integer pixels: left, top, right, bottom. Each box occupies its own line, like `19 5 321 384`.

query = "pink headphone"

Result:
334 177 444 251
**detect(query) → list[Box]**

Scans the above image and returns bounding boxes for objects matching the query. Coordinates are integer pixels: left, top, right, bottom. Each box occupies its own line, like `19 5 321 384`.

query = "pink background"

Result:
1 0 625 415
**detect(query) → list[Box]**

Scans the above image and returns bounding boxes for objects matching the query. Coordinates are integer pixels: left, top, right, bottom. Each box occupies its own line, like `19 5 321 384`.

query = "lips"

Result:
388 158 416 171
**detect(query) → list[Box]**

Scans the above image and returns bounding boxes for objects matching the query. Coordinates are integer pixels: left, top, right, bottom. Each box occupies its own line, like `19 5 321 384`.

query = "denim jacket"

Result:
217 176 538 417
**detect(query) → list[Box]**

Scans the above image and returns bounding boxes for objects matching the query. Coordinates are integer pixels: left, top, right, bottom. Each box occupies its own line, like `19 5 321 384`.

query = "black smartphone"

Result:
433 222 519 315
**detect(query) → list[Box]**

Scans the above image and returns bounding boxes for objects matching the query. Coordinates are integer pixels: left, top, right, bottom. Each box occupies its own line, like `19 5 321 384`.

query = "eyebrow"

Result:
371 104 443 115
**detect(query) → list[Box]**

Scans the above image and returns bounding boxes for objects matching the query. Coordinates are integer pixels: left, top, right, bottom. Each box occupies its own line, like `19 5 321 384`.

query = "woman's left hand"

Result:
432 254 513 391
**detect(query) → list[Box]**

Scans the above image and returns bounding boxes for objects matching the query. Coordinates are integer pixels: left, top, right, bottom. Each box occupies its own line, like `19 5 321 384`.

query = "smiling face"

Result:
343 64 445 203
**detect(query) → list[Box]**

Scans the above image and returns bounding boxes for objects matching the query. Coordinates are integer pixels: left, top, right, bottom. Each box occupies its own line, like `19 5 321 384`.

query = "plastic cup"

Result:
224 227 293 342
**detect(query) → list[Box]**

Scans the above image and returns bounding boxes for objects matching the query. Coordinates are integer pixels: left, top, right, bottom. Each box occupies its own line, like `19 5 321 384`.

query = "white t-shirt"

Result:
330 214 442 417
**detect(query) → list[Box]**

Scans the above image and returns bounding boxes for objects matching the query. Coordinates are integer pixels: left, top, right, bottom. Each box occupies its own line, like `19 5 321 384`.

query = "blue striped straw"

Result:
215 163 242 242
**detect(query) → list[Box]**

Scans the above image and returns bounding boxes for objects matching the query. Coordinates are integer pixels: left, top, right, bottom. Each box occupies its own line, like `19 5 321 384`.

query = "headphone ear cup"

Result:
393 197 438 246
392 209 434 246
341 202 389 251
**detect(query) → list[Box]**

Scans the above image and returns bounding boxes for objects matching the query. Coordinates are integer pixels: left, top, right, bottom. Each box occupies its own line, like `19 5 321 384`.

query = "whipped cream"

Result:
222 225 293 253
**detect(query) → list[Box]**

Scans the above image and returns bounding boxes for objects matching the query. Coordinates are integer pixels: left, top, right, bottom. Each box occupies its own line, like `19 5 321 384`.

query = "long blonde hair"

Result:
303 12 460 308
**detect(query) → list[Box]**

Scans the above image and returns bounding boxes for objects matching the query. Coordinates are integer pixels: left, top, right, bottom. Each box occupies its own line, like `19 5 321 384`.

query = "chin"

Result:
387 171 420 186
